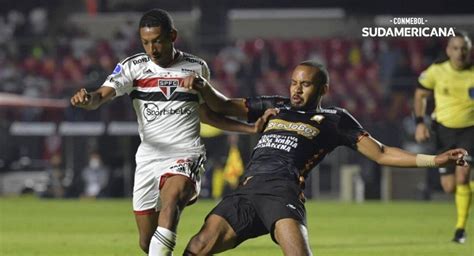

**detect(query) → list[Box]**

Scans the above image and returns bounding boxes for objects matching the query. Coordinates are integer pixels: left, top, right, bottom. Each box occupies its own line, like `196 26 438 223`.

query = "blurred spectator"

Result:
0 9 433 129
387 51 417 122
28 7 48 36
81 152 108 198
42 153 72 198
378 40 401 93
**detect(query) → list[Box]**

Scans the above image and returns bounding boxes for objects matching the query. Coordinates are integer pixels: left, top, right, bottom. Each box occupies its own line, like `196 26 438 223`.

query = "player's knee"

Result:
440 177 456 193
442 185 455 194
456 173 470 185
186 233 211 255
441 183 456 193
160 202 181 223
162 179 195 209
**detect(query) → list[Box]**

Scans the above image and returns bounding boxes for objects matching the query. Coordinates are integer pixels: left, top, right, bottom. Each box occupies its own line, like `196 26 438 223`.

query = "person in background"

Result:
81 152 108 198
413 31 473 243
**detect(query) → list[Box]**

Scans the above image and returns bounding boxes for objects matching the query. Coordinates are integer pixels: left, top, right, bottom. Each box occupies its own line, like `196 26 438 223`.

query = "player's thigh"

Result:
160 174 195 208
199 193 268 252
133 157 162 211
159 156 205 208
455 165 471 184
274 218 312 256
440 174 456 193
187 214 239 254
455 126 474 184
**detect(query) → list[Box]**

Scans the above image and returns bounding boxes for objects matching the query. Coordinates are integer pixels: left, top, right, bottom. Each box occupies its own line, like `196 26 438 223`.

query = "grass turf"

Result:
0 196 472 255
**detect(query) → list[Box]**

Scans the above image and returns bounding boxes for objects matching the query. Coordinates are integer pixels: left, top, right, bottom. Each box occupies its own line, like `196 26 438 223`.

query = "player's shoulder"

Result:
180 51 208 67
322 106 361 123
319 106 346 116
120 52 150 66
425 60 450 73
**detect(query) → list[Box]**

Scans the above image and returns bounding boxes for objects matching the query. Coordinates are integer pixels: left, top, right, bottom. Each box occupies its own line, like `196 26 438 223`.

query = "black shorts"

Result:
433 122 474 175
208 175 306 246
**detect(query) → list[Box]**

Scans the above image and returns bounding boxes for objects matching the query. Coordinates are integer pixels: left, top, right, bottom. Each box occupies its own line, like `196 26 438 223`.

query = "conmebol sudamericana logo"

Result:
362 17 456 37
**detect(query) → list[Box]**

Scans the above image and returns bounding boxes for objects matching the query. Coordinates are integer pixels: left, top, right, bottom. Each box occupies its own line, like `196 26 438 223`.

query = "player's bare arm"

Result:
70 86 116 110
181 74 248 119
199 104 277 134
356 135 468 168
413 87 433 142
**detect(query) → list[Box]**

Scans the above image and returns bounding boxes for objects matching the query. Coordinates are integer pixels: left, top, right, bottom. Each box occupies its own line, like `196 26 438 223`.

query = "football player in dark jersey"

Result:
180 61 469 255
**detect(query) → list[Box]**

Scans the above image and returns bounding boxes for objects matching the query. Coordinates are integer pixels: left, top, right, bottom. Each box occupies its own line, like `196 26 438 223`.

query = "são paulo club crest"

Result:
158 79 179 99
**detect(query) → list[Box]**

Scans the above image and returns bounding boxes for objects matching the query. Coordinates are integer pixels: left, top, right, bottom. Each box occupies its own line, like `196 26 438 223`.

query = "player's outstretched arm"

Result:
70 86 116 110
199 104 277 134
181 75 248 119
356 135 468 168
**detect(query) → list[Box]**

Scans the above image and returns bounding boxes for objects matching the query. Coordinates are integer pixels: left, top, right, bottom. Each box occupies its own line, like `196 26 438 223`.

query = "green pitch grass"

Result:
1 196 472 256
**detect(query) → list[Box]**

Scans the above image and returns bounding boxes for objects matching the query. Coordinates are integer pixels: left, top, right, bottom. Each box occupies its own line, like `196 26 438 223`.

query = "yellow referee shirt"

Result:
418 61 474 128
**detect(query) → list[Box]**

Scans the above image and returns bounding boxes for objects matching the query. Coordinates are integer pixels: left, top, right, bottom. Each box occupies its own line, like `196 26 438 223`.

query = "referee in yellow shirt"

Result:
414 31 473 244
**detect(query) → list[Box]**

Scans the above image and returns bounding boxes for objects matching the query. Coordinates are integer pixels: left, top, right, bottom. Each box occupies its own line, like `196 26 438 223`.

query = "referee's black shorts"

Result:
433 122 474 175
208 174 306 246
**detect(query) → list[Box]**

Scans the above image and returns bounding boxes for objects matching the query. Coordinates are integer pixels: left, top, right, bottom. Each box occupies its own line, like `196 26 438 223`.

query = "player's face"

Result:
140 26 176 67
446 36 472 69
290 65 321 110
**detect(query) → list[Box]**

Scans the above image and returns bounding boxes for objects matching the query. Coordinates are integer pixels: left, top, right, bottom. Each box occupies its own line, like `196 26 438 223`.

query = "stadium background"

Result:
0 1 473 255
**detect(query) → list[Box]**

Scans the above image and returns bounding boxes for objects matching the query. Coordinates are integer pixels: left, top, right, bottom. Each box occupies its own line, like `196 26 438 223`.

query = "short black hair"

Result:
139 9 175 33
452 30 471 46
454 30 469 39
298 60 330 87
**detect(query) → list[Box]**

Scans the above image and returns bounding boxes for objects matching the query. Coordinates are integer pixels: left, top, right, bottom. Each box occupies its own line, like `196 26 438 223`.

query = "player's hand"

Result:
181 74 207 91
254 108 279 133
435 148 469 167
415 123 430 143
70 88 92 108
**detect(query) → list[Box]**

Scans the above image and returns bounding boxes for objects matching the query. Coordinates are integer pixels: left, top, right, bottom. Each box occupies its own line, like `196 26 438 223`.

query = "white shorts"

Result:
133 154 205 214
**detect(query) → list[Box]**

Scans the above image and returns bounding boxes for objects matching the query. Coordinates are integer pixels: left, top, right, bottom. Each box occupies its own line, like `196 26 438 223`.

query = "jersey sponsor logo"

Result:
311 115 325 123
143 68 153 74
132 57 150 65
158 79 179 99
181 68 196 74
143 103 192 122
170 158 201 181
112 64 122 75
265 119 320 139
108 76 121 87
255 134 298 152
184 57 204 66
319 109 337 114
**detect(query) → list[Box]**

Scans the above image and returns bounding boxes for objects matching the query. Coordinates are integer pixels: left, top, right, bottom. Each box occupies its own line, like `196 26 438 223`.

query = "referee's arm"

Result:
413 85 433 142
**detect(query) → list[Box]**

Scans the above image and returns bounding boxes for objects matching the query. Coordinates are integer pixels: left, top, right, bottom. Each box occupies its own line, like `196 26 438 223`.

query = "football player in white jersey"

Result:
71 9 270 256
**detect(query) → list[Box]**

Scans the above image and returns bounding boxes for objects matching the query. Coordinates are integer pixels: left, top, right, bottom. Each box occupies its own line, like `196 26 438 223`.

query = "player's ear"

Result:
445 38 453 58
170 29 177 42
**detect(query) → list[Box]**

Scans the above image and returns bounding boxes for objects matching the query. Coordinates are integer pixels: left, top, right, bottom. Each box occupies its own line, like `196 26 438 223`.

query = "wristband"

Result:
414 116 424 125
416 154 437 167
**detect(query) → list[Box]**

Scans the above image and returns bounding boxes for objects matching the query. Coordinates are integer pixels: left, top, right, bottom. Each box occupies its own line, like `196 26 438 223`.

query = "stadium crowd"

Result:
0 8 447 125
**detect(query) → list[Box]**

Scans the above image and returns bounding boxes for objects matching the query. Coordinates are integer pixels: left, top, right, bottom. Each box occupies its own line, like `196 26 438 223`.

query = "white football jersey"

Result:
102 51 210 161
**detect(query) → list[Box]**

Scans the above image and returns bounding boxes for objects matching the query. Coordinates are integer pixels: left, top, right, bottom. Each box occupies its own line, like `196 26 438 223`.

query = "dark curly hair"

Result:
139 9 175 33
